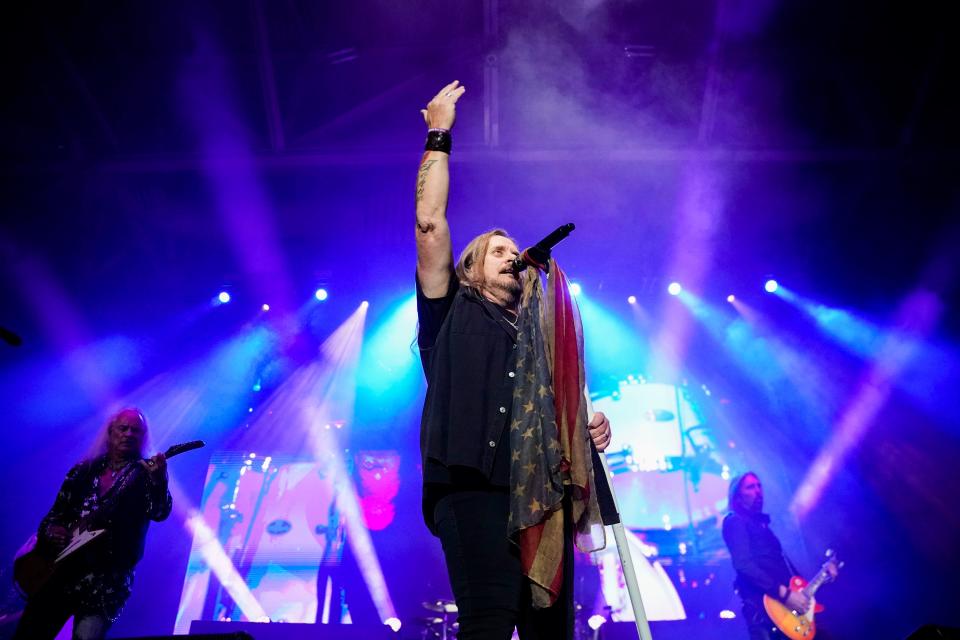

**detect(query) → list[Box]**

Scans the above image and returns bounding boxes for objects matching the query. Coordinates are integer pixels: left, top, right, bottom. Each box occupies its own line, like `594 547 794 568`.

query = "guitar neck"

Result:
803 565 831 597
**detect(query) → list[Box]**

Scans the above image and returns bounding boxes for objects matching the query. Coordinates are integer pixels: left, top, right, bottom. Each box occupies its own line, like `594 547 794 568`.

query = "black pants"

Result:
433 490 574 640
742 598 778 640
13 580 112 640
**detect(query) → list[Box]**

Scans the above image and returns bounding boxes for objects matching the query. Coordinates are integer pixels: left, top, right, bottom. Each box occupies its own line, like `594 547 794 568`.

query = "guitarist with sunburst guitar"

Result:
11 408 193 640
723 472 840 640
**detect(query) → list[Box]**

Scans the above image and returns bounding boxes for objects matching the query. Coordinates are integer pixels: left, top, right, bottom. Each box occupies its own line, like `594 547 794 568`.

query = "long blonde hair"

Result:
455 228 515 290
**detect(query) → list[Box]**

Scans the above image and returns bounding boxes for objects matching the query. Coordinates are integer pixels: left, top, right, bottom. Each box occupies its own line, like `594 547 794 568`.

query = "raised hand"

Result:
421 80 467 131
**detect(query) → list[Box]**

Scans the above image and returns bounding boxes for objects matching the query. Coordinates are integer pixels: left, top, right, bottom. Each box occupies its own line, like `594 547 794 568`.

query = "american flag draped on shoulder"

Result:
508 258 605 608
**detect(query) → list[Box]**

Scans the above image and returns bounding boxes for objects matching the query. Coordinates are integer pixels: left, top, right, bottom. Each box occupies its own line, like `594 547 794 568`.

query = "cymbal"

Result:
422 599 458 613
643 409 675 422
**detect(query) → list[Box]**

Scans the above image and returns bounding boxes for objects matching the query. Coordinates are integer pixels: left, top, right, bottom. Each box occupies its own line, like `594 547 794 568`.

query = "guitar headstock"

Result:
822 548 843 581
163 440 205 459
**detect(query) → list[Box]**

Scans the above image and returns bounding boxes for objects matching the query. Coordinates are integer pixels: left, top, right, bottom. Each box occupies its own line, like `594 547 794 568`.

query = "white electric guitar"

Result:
13 440 203 598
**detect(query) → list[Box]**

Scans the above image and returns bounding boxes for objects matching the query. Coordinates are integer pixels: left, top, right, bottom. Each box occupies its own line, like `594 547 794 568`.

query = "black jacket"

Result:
722 510 793 603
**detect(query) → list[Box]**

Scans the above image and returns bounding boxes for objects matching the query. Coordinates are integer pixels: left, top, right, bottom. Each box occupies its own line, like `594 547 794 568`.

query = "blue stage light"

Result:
668 282 682 296
261 303 270 312
764 279 779 293
727 294 735 303
217 291 231 304
569 282 582 296
315 288 329 301
627 295 637 305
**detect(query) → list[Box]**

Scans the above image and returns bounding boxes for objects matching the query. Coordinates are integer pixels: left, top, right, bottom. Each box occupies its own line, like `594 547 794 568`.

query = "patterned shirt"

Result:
38 455 172 620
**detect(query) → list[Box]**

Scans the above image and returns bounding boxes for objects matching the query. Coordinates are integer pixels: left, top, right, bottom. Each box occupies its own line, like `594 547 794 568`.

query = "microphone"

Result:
0 326 23 347
512 223 576 272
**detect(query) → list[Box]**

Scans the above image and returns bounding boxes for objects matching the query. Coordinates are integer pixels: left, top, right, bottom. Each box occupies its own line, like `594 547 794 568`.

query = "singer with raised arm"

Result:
414 80 612 640
12 408 171 640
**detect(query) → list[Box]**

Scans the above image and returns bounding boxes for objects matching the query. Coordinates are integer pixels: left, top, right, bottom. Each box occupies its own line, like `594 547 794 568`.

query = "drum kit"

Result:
591 379 730 539
417 598 602 640
418 600 458 639
589 378 733 623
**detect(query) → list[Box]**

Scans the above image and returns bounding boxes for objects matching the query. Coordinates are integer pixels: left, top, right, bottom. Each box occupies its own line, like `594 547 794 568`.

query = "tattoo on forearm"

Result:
416 159 438 203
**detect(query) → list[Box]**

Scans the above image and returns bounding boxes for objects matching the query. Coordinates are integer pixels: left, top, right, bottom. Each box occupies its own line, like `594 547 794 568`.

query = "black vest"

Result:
417 274 517 486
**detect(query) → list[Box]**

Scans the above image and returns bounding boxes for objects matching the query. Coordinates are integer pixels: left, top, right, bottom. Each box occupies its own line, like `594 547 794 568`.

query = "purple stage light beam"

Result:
650 164 727 382
227 303 397 622
791 289 944 519
171 478 269 631
177 36 297 316
1 237 120 406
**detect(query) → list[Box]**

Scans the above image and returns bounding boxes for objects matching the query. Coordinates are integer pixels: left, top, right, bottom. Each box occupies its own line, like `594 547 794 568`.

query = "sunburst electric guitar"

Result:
13 440 204 598
762 550 842 640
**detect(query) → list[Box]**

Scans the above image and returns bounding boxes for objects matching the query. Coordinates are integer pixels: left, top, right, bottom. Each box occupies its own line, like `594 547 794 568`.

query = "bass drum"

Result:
591 381 728 531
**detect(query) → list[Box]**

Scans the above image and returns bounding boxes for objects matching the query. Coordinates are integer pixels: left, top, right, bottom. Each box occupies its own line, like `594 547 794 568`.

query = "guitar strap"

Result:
782 551 802 578
90 462 141 527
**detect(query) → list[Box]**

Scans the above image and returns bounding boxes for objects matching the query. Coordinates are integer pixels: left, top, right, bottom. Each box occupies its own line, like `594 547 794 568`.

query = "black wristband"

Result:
425 129 452 154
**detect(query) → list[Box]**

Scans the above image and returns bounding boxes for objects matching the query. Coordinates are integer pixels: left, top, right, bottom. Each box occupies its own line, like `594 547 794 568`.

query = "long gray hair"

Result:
86 407 152 461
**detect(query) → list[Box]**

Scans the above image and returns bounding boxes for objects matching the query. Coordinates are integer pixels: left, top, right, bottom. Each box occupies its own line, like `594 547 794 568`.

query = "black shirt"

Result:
416 272 518 529
722 510 793 603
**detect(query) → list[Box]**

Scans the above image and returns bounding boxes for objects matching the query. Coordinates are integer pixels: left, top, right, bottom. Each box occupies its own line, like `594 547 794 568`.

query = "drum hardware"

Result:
420 600 457 639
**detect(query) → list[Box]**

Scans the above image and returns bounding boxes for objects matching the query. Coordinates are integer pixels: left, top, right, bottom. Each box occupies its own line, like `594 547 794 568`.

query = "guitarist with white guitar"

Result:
12 408 172 640
722 472 840 640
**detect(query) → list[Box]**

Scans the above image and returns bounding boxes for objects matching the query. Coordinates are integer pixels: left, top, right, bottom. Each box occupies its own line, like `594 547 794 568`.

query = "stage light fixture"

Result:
667 282 682 296
764 279 779 293
385 617 402 632
627 295 637 305
569 282 582 296
217 291 231 304
261 303 270 312
315 288 329 301
588 615 607 630
727 294 735 303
